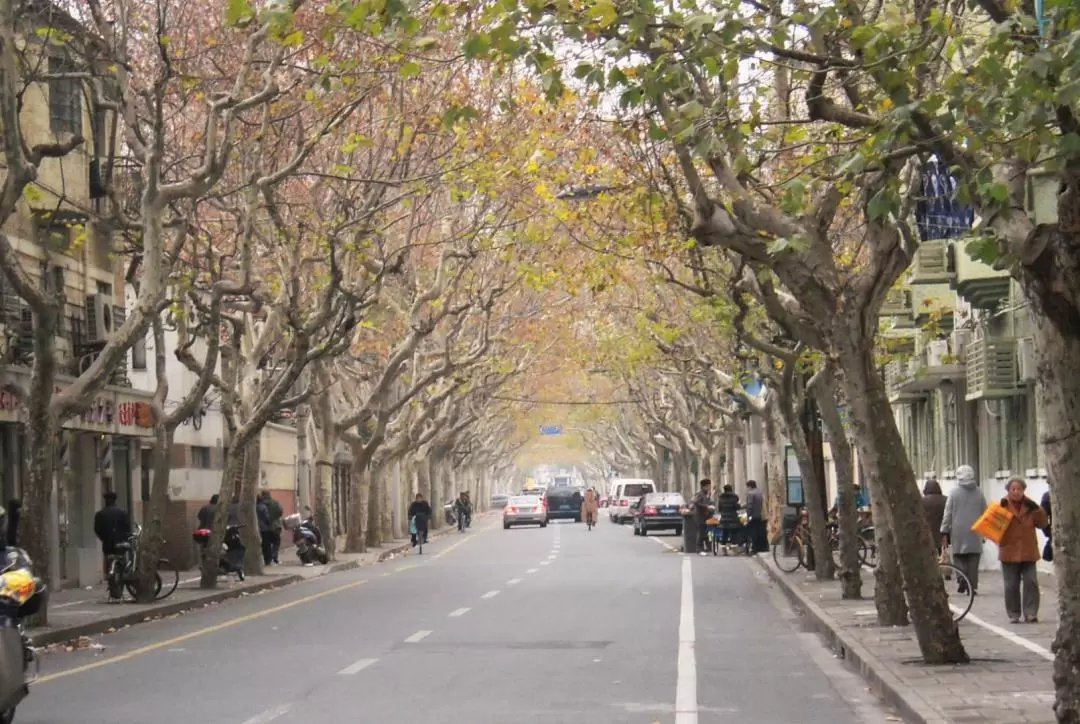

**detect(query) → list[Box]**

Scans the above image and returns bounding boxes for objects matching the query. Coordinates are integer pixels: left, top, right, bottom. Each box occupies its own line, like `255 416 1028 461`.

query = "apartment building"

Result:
0 6 157 587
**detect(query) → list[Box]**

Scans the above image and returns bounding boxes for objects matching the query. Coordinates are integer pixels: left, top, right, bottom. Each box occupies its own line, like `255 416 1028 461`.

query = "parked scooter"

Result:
191 524 246 581
283 512 328 566
0 547 45 724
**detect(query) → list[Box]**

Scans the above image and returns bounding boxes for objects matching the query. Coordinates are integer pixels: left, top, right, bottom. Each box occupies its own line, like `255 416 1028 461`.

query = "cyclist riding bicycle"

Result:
453 492 472 530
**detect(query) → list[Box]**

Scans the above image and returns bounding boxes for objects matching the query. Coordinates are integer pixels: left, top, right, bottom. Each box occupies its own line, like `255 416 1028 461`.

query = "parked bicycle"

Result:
105 524 180 602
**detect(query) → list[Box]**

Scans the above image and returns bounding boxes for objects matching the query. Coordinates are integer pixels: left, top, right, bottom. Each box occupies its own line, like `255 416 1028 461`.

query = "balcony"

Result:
910 283 955 324
965 336 1021 400
888 338 966 402
878 289 915 327
950 242 1010 309
908 239 953 284
885 359 925 403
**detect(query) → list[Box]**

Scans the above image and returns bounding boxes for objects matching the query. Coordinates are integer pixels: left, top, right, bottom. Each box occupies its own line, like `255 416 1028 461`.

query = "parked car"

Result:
632 492 686 537
608 479 657 523
503 495 548 529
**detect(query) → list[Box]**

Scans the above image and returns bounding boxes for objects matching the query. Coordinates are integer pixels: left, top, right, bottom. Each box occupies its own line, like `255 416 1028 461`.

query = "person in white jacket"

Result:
940 465 988 594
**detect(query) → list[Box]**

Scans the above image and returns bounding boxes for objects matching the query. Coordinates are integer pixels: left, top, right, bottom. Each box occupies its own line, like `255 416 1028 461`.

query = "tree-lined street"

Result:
21 521 893 724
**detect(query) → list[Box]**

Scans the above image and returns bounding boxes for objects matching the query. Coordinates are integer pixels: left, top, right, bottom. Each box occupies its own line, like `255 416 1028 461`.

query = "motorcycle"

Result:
283 513 328 565
192 524 246 581
0 548 45 724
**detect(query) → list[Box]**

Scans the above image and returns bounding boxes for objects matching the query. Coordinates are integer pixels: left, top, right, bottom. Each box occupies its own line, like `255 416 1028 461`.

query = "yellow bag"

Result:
971 502 1014 544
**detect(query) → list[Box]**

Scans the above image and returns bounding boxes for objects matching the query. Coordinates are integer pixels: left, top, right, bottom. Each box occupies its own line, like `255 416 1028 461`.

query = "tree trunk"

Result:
135 427 174 602
815 371 862 599
1028 302 1080 721
313 429 336 560
761 407 785 541
200 444 246 588
240 437 264 576
672 451 688 498
345 451 368 553
776 385 833 580
379 461 394 542
870 486 909 626
836 332 966 663
21 304 61 621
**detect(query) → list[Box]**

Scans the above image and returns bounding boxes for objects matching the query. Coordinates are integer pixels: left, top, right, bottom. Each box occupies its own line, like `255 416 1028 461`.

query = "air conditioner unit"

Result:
926 339 949 367
1017 336 1037 382
87 294 114 342
951 328 972 362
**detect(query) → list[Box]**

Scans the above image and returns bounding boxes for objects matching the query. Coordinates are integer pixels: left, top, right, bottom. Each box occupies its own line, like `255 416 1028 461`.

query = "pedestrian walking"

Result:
260 490 283 564
998 478 1048 623
940 464 987 594
257 495 274 566
921 479 947 551
744 480 767 553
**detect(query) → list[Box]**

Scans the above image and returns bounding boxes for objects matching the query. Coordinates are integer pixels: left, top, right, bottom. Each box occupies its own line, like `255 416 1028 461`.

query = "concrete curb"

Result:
28 574 303 648
752 555 952 724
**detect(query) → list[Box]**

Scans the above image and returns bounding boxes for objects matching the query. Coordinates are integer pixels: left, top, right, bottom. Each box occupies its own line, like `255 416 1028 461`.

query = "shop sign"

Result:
0 385 155 435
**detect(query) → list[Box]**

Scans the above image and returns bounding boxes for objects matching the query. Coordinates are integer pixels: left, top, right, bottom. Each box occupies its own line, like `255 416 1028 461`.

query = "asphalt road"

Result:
17 516 897 724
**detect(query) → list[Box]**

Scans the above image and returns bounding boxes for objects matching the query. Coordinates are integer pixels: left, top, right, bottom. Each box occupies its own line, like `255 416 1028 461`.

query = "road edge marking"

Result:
675 555 698 724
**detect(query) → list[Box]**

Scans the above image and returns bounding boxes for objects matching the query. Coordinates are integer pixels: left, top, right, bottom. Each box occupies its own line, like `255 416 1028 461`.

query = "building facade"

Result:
0 12 158 588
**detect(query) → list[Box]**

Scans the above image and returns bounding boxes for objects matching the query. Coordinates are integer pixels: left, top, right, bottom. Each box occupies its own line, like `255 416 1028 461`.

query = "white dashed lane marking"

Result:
449 608 471 617
481 590 500 599
405 630 432 643
240 704 292 724
338 658 378 675
507 578 522 585
527 568 539 574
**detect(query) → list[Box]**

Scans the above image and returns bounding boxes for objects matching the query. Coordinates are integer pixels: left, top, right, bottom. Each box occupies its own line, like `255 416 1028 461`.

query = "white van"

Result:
608 478 657 523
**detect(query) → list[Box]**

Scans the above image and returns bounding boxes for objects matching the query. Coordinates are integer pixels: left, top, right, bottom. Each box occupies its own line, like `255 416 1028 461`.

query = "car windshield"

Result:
510 496 540 505
623 484 653 497
647 493 685 505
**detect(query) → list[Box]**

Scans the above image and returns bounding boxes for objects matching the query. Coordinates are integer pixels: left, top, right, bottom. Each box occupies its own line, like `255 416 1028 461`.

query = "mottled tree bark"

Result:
815 370 861 599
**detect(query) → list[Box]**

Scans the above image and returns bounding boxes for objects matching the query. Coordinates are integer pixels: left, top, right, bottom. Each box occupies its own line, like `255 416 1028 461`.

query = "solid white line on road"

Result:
675 555 698 724
526 568 539 574
338 658 378 675
240 704 292 724
449 608 471 617
405 630 432 643
481 590 500 599
960 610 1054 661
507 578 522 585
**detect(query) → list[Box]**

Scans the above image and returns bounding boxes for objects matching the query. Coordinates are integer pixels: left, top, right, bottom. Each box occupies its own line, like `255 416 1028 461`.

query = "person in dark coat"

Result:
5 500 21 548
196 494 219 530
691 479 714 555
715 484 743 548
94 492 132 576
408 493 432 546
921 479 947 551
744 481 767 553
256 495 273 566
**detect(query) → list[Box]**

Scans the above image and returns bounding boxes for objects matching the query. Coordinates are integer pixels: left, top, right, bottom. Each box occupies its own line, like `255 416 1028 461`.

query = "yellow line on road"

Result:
36 526 485 684
35 577 370 684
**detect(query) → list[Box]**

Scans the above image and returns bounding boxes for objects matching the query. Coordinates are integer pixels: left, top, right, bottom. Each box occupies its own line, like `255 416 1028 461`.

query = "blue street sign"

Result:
539 425 563 435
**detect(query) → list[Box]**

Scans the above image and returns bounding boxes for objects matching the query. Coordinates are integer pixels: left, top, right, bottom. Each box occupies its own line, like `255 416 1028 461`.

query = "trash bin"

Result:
681 513 698 553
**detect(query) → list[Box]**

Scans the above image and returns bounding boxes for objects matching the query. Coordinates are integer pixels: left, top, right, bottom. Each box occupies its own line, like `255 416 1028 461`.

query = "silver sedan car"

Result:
503 495 548 529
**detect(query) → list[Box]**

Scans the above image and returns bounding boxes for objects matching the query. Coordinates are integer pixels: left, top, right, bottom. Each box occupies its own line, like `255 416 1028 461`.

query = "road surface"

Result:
19 517 896 723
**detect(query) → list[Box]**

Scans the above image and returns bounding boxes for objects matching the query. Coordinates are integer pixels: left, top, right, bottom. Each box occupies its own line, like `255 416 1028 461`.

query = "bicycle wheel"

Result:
125 571 163 600
939 563 974 622
773 534 803 573
155 559 180 600
106 559 125 600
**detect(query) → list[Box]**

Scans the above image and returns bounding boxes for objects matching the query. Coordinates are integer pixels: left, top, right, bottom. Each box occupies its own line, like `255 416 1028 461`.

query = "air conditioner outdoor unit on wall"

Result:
1017 337 1037 382
87 294 114 342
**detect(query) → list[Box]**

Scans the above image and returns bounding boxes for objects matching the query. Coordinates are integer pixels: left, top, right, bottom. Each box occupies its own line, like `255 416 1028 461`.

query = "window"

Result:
38 221 70 253
49 56 82 136
191 446 212 469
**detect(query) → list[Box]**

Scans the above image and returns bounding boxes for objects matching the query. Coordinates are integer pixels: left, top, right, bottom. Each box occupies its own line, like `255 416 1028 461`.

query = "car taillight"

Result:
644 506 657 515
507 506 518 514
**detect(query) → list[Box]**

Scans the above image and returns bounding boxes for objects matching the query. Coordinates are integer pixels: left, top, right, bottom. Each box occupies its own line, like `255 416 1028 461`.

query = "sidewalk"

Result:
756 556 1056 723
30 524 461 648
